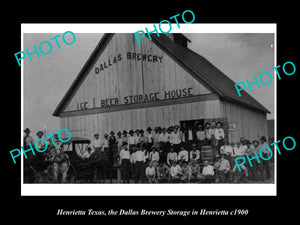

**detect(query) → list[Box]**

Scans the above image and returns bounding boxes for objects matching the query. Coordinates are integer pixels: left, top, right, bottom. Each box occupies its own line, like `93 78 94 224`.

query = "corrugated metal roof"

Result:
53 33 270 116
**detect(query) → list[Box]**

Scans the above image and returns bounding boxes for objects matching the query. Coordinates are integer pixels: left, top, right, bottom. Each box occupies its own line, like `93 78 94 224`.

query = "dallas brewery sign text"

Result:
76 51 193 110
94 52 163 74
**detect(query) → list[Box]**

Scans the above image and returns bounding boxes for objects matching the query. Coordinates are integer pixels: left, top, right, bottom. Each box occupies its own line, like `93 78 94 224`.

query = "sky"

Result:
23 32 274 137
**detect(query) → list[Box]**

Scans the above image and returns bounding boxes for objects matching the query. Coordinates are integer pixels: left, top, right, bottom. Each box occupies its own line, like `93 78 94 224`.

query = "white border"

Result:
21 23 277 196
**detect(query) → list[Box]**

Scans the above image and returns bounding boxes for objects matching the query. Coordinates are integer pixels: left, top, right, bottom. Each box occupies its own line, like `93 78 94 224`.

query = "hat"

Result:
162 127 166 131
36 131 44 136
253 140 259 145
260 136 267 141
104 133 108 137
146 127 152 131
204 122 211 127
135 129 140 133
110 131 115 135
94 133 99 137
216 122 223 126
139 129 144 133
123 130 128 134
192 143 197 147
122 141 128 146
24 128 31 133
129 130 134 134
157 126 162 131
117 131 122 135
174 125 179 129
154 127 158 131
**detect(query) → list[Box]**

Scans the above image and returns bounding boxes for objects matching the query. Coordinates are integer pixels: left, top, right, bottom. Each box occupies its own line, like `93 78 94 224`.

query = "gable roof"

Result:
53 33 269 116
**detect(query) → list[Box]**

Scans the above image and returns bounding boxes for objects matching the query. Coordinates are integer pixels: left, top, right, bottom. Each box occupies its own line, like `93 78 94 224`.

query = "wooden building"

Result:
53 33 270 143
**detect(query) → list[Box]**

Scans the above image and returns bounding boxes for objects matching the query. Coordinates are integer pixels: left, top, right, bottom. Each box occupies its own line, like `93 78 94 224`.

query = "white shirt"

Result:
149 151 159 161
145 166 156 176
214 128 225 140
170 131 181 144
204 128 213 139
178 150 189 162
102 139 109 148
235 145 247 156
196 131 205 141
170 165 181 177
146 132 153 143
128 136 136 145
92 139 102 149
120 149 131 160
133 150 146 163
167 152 178 165
158 132 169 143
202 165 214 176
221 145 233 155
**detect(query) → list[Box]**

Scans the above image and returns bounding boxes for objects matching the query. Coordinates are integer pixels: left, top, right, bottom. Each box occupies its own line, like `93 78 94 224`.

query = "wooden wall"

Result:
220 100 268 143
60 99 221 141
63 33 211 112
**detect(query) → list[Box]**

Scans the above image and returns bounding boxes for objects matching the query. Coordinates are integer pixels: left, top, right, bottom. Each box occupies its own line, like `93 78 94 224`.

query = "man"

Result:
199 160 215 183
156 162 170 183
170 160 181 183
116 131 123 153
189 143 200 162
169 125 181 153
214 153 232 183
220 142 233 167
167 146 177 166
122 130 128 145
35 131 46 151
23 128 35 155
252 140 265 182
181 123 193 151
91 133 102 152
145 161 156 183
189 159 201 182
149 146 160 167
145 127 153 152
196 124 205 151
232 141 248 182
101 134 110 152
128 130 136 153
259 136 271 180
153 127 160 148
213 122 225 155
139 129 148 146
180 161 191 183
23 128 35 183
244 140 256 181
134 129 141 145
107 131 117 183
53 138 69 183
119 142 131 183
178 146 189 164
204 123 213 145
132 144 146 183
158 127 170 161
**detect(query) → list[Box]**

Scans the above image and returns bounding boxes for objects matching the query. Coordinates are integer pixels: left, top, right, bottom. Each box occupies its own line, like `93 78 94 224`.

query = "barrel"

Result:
201 146 214 164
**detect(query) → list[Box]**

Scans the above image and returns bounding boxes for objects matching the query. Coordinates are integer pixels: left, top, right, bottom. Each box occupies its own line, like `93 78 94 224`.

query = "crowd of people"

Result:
23 121 273 183
86 122 272 183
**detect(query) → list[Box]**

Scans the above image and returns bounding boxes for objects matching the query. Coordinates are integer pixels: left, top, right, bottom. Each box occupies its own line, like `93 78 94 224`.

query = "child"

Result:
170 160 181 183
180 161 191 183
156 162 170 183
145 162 156 183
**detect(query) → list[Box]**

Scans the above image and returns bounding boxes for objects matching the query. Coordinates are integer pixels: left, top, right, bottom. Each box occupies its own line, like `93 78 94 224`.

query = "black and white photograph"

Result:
21 24 276 195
